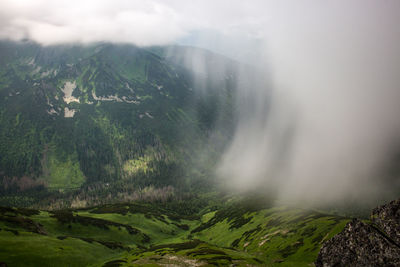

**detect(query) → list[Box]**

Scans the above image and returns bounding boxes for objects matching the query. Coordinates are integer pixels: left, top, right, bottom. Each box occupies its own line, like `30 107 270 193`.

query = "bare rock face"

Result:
372 198 400 245
316 198 400 267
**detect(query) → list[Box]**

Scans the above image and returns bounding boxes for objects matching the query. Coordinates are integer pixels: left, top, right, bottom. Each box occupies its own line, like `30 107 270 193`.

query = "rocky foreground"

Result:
316 198 400 267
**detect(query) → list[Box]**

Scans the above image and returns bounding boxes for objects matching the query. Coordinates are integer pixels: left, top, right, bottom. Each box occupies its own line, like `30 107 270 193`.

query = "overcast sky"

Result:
1 1 399 62
0 0 262 45
0 0 270 61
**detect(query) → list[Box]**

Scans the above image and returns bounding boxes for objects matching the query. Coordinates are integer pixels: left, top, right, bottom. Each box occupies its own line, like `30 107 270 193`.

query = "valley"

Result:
0 196 349 266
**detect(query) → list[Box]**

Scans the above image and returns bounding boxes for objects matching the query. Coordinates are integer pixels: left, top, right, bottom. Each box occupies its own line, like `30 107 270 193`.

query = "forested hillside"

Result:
0 41 237 208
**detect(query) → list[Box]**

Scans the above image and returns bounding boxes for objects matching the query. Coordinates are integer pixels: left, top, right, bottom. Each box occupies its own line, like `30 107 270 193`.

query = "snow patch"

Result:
31 66 41 75
61 81 79 104
121 96 139 104
125 82 134 92
27 58 35 66
92 90 139 104
64 107 76 118
40 69 53 78
47 108 58 115
92 90 122 102
139 112 154 119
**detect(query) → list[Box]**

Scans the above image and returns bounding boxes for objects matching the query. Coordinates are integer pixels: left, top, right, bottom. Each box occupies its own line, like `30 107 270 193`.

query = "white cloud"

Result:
0 0 186 45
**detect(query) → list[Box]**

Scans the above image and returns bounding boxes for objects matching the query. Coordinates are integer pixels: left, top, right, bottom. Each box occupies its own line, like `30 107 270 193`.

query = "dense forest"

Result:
0 41 237 209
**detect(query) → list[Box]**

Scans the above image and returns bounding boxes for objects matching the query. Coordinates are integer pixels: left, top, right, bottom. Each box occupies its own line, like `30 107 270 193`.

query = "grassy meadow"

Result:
0 197 349 266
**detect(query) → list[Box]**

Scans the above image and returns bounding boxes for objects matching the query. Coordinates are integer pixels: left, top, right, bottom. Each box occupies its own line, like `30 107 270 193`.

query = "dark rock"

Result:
316 219 400 267
316 197 400 267
371 198 400 245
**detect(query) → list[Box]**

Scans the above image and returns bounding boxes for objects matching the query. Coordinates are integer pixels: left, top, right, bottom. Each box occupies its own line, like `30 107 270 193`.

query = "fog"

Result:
217 1 400 206
1 0 400 206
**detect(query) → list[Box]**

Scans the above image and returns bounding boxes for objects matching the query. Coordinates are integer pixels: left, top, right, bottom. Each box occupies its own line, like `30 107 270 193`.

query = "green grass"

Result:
41 151 86 190
191 206 349 266
0 199 349 266
76 211 196 245
31 211 144 246
109 240 263 266
0 231 117 267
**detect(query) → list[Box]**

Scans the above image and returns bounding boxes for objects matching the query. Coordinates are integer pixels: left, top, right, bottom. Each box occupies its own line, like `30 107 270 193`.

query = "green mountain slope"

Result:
0 41 236 208
0 197 349 266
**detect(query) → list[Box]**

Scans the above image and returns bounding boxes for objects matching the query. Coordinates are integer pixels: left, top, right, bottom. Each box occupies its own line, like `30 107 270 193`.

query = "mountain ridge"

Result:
0 41 237 208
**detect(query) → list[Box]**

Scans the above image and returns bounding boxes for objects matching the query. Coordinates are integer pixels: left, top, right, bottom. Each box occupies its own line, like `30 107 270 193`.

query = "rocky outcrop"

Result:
316 198 400 267
372 198 400 245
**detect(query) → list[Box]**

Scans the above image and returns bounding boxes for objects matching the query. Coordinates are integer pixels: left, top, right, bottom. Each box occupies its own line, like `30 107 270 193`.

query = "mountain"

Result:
0 41 237 208
4 41 396 267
